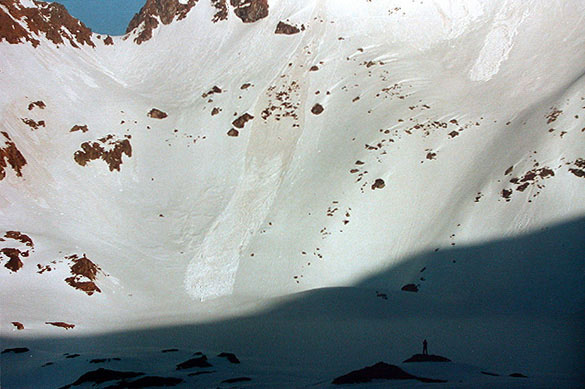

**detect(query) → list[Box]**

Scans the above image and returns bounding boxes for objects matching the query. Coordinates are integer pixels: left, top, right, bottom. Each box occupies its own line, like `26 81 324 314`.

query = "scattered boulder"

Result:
232 113 254 128
332 361 445 385
105 376 184 388
176 355 212 370
202 86 222 98
188 371 215 377
509 373 528 378
12 321 24 330
371 178 385 190
222 377 252 384
2 347 29 354
218 352 240 364
45 321 75 330
481 371 500 376
70 125 88 133
311 103 324 115
401 284 419 292
103 36 114 45
147 108 168 119
27 101 46 110
21 118 45 130
403 354 451 363
227 129 239 137
161 348 179 353
90 358 121 363
275 21 301 35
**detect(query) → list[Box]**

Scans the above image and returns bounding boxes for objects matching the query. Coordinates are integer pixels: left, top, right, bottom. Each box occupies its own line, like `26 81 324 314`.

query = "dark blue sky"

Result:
43 0 146 36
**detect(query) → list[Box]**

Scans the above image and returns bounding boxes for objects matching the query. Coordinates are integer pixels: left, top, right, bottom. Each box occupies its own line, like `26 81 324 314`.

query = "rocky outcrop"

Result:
64 254 103 295
73 134 132 172
60 368 144 388
0 132 27 180
126 0 199 44
230 0 269 23
0 0 94 48
211 0 228 22
332 362 446 384
0 231 34 272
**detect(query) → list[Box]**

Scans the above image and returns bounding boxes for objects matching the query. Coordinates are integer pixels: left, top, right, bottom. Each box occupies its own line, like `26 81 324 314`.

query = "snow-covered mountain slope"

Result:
1 0 584 387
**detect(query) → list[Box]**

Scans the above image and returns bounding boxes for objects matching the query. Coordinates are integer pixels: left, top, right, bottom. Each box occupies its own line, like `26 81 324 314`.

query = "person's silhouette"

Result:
422 339 428 355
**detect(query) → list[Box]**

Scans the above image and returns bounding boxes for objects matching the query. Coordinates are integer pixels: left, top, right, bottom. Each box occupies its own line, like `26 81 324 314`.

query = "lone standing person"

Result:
422 339 428 355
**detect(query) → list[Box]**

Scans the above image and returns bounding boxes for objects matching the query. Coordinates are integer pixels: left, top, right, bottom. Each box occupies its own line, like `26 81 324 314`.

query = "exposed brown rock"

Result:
147 108 168 119
202 86 222 98
401 284 418 292
230 0 268 23
103 35 114 45
5 231 33 247
21 118 45 130
70 124 88 133
425 152 436 160
211 107 221 116
227 128 239 137
211 0 228 22
126 0 199 44
73 135 132 172
0 131 27 180
309 65 319 71
1 248 24 272
64 254 103 295
275 21 301 35
569 158 585 178
371 178 385 190
27 100 46 110
311 103 324 115
545 107 562 124
232 113 254 128
45 321 75 330
0 0 94 48
240 83 252 90
11 321 24 330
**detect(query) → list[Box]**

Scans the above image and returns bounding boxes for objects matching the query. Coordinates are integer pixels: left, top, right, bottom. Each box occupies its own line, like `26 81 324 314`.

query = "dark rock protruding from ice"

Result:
218 352 241 364
176 355 212 370
403 353 451 363
332 361 446 385
59 368 144 388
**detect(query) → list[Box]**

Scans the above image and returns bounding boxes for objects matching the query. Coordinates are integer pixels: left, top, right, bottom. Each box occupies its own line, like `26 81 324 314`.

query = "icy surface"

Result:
1 0 584 387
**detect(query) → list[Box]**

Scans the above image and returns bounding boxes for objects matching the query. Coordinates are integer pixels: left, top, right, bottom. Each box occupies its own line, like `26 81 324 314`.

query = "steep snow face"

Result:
0 0 584 325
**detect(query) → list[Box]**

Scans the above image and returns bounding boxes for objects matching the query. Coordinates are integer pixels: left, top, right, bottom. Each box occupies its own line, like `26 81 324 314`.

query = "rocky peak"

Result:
126 0 269 43
230 0 268 23
126 0 199 44
0 0 94 48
